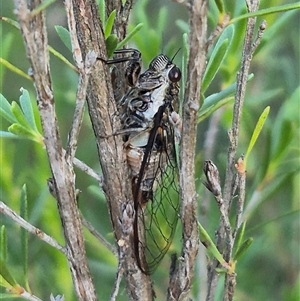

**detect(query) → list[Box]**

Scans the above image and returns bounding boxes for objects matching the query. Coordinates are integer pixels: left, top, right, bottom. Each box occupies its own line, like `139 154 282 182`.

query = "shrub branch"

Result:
206 1 266 300
13 0 97 299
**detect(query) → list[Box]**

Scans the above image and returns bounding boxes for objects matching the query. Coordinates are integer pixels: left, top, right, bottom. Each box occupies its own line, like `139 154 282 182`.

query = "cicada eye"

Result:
168 66 181 82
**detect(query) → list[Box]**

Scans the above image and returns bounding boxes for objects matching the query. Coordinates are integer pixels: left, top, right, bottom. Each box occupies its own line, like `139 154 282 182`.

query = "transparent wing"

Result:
133 106 180 274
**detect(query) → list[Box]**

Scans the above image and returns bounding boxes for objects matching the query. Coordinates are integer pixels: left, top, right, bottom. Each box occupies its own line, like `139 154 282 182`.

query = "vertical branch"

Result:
223 0 260 209
206 1 266 301
168 0 207 300
13 0 97 300
65 0 96 162
69 0 154 300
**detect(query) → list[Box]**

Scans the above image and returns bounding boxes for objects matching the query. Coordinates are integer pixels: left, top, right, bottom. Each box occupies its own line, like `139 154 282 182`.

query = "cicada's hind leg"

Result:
108 48 141 63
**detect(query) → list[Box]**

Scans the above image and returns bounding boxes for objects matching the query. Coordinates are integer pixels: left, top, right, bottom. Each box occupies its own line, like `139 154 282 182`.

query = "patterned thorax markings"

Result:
119 54 181 130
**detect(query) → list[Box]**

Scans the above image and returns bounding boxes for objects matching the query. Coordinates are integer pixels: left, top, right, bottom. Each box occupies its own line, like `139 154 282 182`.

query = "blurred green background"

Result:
0 0 299 300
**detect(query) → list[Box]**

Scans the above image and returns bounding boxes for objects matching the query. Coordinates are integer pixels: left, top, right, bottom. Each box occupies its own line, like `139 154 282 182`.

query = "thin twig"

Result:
230 20 267 242
223 0 261 254
66 51 97 162
202 160 233 249
251 20 267 53
14 0 98 299
73 156 103 184
206 1 267 300
109 259 124 301
233 156 246 239
65 0 83 69
65 0 85 163
231 22 266 240
0 201 67 256
19 290 43 301
81 214 117 256
70 0 154 299
167 0 207 299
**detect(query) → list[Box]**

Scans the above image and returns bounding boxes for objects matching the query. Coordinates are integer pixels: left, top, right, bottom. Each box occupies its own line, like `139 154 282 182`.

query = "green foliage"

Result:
202 25 234 93
0 187 32 298
198 75 253 123
233 237 253 261
20 185 30 293
55 26 72 52
1 0 299 300
198 222 228 269
0 90 43 144
0 227 16 290
244 106 270 167
0 257 18 289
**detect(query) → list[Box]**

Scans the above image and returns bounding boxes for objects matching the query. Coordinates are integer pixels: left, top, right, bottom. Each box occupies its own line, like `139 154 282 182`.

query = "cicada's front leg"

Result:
106 48 142 87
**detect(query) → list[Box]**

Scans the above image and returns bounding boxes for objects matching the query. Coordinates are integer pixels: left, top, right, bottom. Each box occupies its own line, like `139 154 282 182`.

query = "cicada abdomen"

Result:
110 50 181 273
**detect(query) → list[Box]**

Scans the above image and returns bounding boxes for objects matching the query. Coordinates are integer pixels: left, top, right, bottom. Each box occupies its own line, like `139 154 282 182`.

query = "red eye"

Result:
168 66 181 82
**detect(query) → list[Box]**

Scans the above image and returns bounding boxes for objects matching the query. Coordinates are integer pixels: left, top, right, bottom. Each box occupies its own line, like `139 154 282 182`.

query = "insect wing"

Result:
134 112 180 274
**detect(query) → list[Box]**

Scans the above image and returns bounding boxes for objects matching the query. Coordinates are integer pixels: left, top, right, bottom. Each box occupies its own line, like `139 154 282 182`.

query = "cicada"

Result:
108 49 181 274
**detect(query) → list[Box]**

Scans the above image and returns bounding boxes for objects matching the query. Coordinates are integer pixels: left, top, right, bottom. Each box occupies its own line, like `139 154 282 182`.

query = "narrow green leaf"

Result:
8 124 33 139
244 106 270 166
198 222 229 269
176 19 189 33
11 102 31 130
0 226 7 262
48 46 78 73
157 7 167 34
198 74 254 123
234 238 253 261
98 0 106 24
0 259 17 287
1 34 14 82
20 185 30 292
55 26 72 52
105 10 116 39
31 0 57 15
8 124 43 144
202 24 234 92
0 275 13 290
235 221 246 255
200 84 235 113
214 0 225 13
199 96 234 123
0 58 32 81
0 293 20 298
0 94 16 123
0 131 18 138
117 23 144 49
106 35 118 58
1 17 20 29
230 3 300 24
202 40 228 92
19 89 38 131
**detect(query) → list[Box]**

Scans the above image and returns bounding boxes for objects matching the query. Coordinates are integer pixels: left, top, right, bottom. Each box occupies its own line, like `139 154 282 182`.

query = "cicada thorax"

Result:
114 50 182 274
120 67 180 147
